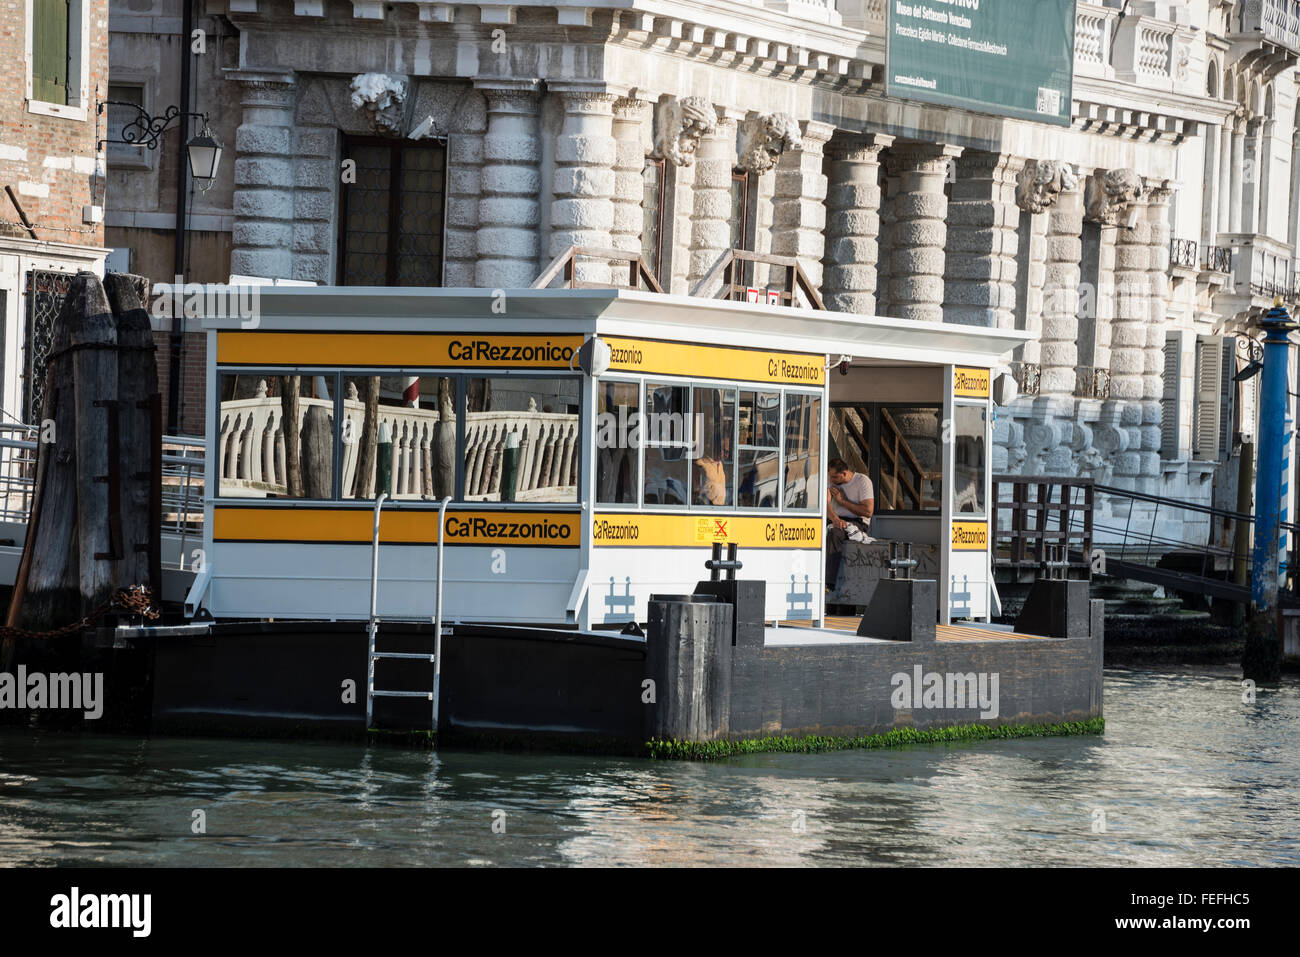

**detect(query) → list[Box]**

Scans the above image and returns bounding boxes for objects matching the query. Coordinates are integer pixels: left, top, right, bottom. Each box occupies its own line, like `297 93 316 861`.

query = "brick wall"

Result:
0 0 110 243
151 328 207 438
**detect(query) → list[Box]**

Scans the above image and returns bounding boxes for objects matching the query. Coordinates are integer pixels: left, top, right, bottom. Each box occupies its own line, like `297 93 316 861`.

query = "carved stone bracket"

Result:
738 112 803 173
652 96 716 167
1016 159 1080 214
1084 168 1145 225
350 73 408 135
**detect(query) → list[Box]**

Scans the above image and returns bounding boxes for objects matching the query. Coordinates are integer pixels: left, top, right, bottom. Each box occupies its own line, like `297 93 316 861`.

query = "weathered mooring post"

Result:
4 270 162 652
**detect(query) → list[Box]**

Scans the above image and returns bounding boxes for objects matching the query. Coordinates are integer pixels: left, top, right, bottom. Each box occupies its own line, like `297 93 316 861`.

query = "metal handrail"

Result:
1093 481 1300 533
431 495 452 733
365 491 388 729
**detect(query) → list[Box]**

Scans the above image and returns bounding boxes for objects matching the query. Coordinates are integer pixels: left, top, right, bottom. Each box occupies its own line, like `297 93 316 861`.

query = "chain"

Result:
0 585 159 641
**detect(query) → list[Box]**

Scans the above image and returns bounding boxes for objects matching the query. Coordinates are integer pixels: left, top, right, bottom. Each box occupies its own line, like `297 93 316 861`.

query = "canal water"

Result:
0 667 1295 867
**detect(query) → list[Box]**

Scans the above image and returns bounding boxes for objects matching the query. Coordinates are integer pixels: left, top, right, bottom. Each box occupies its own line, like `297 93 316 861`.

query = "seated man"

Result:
825 457 874 592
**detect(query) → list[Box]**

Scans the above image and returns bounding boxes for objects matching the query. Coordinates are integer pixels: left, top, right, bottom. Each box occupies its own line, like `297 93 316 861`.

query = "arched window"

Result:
1207 60 1218 99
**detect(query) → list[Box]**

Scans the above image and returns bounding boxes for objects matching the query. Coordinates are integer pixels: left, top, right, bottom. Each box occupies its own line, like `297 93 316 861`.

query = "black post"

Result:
168 0 194 436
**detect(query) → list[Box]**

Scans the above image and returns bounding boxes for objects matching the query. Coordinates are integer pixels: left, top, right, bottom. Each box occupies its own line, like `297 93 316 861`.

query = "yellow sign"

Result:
953 366 991 398
216 332 585 369
213 507 580 546
951 521 989 551
603 337 826 386
593 513 822 548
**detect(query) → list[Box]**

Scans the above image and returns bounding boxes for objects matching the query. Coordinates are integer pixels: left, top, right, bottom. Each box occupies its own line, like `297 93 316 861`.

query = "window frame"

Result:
337 135 449 287
830 401 943 517
26 0 89 121
214 367 585 507
596 371 824 516
641 156 668 283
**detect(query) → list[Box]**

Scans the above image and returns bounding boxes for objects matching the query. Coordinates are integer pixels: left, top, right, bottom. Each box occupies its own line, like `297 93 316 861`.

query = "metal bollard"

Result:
704 542 743 582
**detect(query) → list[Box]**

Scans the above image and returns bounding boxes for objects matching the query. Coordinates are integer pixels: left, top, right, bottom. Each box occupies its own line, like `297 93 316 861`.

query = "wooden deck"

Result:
777 616 1054 642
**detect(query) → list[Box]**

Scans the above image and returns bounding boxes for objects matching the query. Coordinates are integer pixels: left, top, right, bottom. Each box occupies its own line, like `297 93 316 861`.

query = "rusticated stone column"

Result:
475 79 542 288
1030 162 1084 397
688 109 737 291
823 133 893 314
611 96 652 261
885 143 963 323
942 151 1023 328
549 85 618 285
771 120 834 292
651 95 714 295
1086 168 1147 487
1141 181 1174 467
443 91 487 287
230 70 297 280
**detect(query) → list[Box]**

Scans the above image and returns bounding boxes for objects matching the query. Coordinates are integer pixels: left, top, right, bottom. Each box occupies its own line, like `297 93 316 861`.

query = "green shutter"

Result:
32 0 70 105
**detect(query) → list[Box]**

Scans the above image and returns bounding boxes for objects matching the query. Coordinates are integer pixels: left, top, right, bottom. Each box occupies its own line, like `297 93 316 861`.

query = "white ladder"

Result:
365 493 453 730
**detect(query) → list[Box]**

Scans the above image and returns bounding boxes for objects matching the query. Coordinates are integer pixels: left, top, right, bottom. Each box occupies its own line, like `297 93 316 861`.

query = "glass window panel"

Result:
953 404 987 516
691 387 735 507
341 374 457 501
217 373 325 499
643 382 689 506
730 172 748 251
738 449 780 508
739 390 780 448
783 393 821 510
597 380 640 505
870 405 942 513
464 377 580 503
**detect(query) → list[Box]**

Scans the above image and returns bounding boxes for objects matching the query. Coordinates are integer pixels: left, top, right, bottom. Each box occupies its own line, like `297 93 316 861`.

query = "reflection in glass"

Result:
644 383 689 506
597 380 640 505
953 404 987 515
464 378 580 502
691 387 735 507
737 390 779 508
217 373 329 499
341 374 456 500
784 393 821 509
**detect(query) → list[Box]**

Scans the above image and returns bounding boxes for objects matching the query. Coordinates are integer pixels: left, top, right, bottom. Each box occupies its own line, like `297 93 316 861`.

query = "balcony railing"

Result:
1234 0 1300 55
1075 367 1112 400
1171 238 1199 269
1204 245 1233 273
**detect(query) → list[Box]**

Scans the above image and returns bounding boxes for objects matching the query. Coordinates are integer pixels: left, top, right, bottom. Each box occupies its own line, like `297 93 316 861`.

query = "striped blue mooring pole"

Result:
1250 301 1296 612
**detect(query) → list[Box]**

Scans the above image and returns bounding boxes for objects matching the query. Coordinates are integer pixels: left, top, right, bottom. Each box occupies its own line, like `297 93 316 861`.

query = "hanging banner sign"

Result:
886 0 1076 127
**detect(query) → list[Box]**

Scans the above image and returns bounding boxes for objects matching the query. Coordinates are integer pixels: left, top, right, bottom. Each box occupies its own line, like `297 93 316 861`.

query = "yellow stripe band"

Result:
604 337 826 386
217 332 586 368
593 513 822 548
213 507 581 546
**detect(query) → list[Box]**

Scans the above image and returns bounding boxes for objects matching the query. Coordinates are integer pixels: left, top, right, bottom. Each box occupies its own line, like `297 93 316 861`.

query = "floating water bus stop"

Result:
138 278 1102 748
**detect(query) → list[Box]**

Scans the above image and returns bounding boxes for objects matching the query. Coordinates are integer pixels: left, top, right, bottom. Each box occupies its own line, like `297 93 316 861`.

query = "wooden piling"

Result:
103 273 159 596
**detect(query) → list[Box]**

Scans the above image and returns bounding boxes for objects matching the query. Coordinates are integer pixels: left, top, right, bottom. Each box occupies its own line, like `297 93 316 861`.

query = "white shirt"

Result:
832 472 873 520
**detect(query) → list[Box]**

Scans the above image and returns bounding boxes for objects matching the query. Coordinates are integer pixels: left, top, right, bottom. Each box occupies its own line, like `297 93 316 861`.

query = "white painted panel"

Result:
209 542 579 623
589 546 823 626
948 551 989 621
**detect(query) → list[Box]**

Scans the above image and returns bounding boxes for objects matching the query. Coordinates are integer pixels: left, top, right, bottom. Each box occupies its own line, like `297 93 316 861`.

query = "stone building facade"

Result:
102 1 1300 545
0 0 111 426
